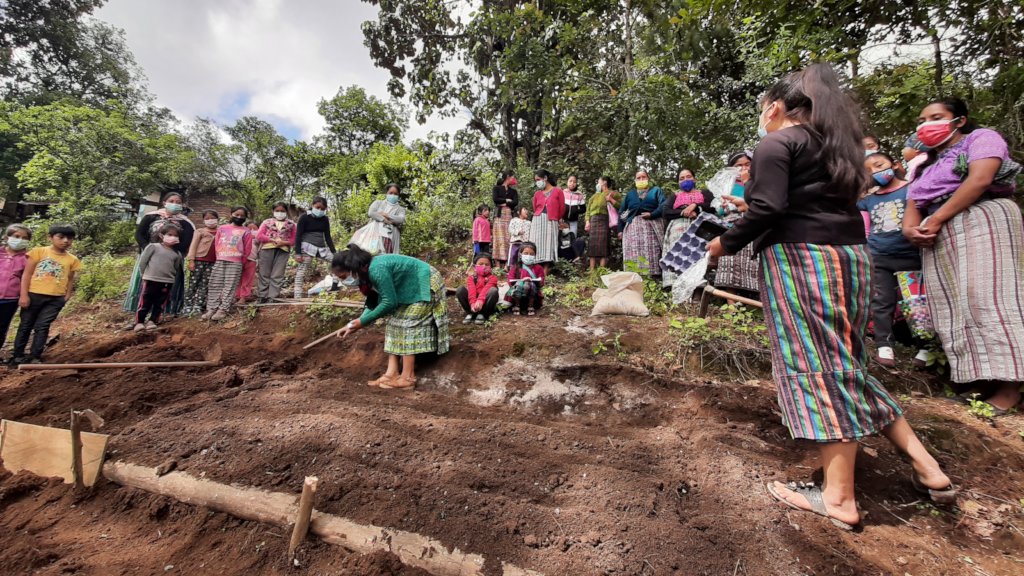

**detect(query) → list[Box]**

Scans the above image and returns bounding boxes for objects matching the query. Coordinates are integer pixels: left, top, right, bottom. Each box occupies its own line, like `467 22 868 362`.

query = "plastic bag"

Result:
350 222 384 255
591 272 650 316
706 167 742 213
898 295 935 340
671 252 710 304
607 203 620 228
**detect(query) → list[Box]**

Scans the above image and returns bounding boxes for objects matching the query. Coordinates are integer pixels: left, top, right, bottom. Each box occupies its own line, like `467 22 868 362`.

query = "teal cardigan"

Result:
358 254 433 326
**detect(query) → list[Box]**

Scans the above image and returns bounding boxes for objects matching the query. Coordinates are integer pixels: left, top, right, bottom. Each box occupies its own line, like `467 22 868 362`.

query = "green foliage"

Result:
316 85 406 156
305 292 357 332
73 254 134 304
671 303 768 349
966 396 996 420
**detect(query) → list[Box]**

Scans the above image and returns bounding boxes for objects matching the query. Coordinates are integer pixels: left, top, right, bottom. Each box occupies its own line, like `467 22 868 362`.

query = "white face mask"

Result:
6 237 30 251
521 254 536 265
273 211 287 220
204 218 218 228
535 180 546 190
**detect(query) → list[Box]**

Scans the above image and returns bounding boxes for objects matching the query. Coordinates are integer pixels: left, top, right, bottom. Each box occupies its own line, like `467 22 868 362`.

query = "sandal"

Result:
379 374 416 390
766 482 859 531
527 307 536 316
910 474 958 504
367 374 397 387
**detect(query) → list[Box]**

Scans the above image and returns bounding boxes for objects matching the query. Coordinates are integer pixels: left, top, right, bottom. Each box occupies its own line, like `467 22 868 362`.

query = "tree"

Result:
316 85 406 155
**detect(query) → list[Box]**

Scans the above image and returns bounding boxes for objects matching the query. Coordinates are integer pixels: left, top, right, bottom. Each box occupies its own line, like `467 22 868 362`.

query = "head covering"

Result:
727 151 753 167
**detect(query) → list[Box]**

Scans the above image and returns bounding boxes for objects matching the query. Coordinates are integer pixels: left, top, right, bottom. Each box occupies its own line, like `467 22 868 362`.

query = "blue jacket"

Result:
618 187 665 231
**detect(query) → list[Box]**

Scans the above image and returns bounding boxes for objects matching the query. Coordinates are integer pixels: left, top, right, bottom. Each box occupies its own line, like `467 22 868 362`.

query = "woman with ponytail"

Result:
709 63 954 529
904 97 1023 412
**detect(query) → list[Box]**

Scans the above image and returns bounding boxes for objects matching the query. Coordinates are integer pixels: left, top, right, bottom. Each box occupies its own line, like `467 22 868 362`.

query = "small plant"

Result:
966 395 995 420
592 340 607 355
915 502 944 517
306 292 356 331
592 331 628 359
244 304 259 321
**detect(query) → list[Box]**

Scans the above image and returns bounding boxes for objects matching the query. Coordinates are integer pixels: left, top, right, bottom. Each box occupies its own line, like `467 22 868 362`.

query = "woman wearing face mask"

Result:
708 63 954 530
618 170 665 276
123 191 195 317
293 196 337 298
332 244 449 390
491 171 519 269
903 97 1024 413
529 169 565 272
367 184 408 255
662 168 713 287
255 202 296 302
585 176 619 271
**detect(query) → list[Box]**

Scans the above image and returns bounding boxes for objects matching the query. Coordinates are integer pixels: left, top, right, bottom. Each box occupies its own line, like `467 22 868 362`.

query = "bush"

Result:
75 254 135 303
305 292 357 333
669 303 771 378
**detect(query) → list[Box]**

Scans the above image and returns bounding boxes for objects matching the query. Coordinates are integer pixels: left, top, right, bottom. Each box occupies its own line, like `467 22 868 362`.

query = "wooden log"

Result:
19 360 219 371
238 301 363 309
101 461 488 576
288 476 319 558
69 410 84 490
302 328 345 350
704 286 763 309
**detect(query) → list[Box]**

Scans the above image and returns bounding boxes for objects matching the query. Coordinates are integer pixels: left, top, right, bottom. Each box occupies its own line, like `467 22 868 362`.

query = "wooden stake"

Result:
288 476 319 559
20 360 219 371
302 328 345 350
70 410 84 490
704 286 763 309
238 301 363 309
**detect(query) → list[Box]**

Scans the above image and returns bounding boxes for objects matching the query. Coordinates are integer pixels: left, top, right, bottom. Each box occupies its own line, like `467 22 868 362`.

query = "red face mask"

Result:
916 117 961 148
507 177 518 186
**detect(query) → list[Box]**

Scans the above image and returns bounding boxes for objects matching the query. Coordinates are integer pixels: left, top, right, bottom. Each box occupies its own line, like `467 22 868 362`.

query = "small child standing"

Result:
505 242 545 316
184 210 218 316
1 224 32 356
234 220 260 303
203 207 253 322
858 152 927 368
507 206 531 268
472 204 491 256
134 224 183 331
13 225 82 364
456 253 499 325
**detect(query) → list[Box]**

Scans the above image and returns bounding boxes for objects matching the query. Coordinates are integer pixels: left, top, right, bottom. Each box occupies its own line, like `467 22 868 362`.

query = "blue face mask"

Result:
521 255 536 266
872 168 896 187
679 180 696 192
165 202 183 214
340 274 359 287
386 194 399 205
311 208 326 218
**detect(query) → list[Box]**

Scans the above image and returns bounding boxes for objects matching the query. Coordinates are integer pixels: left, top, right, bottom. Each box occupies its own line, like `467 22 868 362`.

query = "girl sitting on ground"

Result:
184 210 218 316
134 224 183 331
456 252 499 325
505 242 545 316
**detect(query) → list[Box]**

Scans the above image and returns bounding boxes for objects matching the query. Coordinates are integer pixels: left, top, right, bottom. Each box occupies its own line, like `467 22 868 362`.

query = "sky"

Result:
96 0 469 142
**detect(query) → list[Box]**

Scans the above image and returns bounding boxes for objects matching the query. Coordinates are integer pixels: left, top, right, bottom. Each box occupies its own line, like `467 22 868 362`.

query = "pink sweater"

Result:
473 216 492 242
214 224 253 263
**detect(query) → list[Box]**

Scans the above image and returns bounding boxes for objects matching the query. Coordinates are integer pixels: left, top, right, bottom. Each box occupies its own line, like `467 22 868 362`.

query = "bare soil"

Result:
1 298 1023 575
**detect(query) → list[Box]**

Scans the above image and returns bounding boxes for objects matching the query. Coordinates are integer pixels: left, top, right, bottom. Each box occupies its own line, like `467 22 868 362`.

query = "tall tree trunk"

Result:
930 30 943 91
622 0 639 165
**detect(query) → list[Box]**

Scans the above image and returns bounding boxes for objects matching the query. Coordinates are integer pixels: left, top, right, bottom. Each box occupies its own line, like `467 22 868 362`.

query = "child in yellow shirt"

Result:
12 225 82 364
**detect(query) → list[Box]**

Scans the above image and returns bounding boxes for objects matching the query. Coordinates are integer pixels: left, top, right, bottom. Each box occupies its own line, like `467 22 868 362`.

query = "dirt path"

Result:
1 303 1023 575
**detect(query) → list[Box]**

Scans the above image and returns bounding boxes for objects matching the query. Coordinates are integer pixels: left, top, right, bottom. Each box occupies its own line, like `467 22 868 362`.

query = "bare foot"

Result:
910 465 952 490
770 481 860 526
987 383 1021 412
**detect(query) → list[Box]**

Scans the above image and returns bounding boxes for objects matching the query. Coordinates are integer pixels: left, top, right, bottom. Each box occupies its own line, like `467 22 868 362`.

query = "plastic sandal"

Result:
766 482 859 531
911 474 958 504
367 374 396 388
379 374 416 390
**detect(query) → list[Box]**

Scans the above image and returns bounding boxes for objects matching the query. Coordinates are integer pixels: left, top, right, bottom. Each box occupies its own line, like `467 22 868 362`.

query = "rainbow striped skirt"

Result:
760 243 902 442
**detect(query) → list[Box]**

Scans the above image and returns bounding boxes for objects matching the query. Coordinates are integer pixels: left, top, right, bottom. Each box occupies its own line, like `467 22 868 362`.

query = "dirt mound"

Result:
2 304 1023 575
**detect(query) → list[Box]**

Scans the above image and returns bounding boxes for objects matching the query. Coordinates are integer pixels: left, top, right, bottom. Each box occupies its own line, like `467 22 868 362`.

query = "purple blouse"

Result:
907 128 1014 210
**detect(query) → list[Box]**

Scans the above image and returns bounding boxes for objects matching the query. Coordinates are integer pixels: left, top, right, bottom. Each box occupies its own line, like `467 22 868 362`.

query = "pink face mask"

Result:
475 264 491 277
916 117 961 148
161 235 180 246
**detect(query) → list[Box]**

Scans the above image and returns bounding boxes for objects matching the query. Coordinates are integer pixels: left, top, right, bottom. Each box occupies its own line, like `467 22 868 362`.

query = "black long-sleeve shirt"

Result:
293 214 337 254
135 213 194 257
719 125 866 255
492 185 519 214
662 188 714 222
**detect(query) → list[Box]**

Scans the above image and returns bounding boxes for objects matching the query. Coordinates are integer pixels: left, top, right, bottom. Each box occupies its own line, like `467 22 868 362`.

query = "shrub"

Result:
74 254 135 303
669 303 771 378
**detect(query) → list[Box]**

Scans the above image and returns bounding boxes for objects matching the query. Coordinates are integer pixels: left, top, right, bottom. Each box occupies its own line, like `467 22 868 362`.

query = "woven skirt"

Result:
122 257 144 312
530 217 559 264
492 207 513 262
715 244 760 292
661 218 693 287
384 267 451 356
760 243 903 441
588 214 610 259
623 217 664 276
922 198 1024 383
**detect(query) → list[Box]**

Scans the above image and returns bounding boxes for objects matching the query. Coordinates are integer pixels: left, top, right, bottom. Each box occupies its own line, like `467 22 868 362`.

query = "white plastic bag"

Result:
350 222 384 255
706 167 741 213
671 252 710 304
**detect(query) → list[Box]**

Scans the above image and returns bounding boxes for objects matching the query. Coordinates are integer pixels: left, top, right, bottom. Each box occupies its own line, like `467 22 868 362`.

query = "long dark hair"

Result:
534 169 555 187
913 97 977 180
331 243 373 274
511 241 538 275
762 63 867 197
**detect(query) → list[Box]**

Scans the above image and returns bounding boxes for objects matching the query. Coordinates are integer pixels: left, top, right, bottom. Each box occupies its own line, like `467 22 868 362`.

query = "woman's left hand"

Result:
640 212 651 219
682 204 697 218
707 237 727 258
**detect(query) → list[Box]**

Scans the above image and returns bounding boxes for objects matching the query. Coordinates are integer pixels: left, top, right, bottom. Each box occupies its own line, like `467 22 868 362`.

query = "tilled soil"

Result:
1 302 1023 575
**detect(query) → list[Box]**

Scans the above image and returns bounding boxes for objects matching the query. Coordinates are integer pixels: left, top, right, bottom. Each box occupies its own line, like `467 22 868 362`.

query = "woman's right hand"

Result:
903 225 937 247
722 196 748 212
187 260 195 272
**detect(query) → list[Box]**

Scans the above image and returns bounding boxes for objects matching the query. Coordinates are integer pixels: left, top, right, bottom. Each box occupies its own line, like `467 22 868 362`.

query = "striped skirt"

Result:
530 217 559 264
922 198 1024 383
661 218 693 287
588 214 610 259
715 244 760 292
384 267 451 356
492 207 513 262
623 217 664 276
760 243 903 442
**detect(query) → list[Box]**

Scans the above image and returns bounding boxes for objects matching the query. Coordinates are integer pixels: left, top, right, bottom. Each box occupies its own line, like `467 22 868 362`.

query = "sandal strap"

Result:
786 482 828 517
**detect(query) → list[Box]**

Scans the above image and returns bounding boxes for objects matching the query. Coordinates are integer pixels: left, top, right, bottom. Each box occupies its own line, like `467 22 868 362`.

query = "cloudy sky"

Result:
96 0 468 142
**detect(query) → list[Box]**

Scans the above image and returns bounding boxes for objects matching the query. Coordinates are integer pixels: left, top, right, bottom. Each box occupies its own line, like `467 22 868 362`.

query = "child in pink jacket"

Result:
203 206 253 321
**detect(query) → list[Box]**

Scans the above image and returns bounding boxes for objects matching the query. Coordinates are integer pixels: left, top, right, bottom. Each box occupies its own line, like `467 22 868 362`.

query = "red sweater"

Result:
466 272 498 306
532 187 566 221
507 264 546 303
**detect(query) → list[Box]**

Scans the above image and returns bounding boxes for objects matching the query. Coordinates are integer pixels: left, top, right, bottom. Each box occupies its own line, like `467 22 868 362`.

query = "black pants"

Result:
137 280 173 324
0 299 18 351
456 286 499 317
870 252 922 347
13 293 65 359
